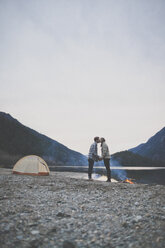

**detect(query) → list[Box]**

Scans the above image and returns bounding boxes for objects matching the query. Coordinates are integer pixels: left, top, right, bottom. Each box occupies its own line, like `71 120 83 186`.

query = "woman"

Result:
100 137 111 182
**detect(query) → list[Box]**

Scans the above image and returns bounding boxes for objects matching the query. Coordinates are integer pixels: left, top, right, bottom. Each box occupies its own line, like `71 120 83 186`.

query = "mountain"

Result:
111 150 164 167
0 112 87 167
129 127 165 163
1 111 164 169
112 127 165 167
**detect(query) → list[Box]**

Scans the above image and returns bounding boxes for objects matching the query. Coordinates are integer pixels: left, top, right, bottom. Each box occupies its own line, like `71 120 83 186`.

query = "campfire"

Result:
121 179 135 184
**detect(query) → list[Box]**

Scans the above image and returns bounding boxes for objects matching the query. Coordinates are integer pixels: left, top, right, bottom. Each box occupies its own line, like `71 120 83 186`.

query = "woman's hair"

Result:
101 137 105 142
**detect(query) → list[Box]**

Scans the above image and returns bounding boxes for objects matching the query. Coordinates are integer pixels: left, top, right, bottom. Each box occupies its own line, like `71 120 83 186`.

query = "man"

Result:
88 136 100 180
100 137 111 182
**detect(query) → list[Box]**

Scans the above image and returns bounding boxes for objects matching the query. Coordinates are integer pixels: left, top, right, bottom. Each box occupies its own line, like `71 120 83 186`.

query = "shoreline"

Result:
1 167 165 185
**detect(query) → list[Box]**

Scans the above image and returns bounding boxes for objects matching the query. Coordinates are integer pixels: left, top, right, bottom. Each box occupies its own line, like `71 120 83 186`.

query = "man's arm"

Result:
92 143 99 161
93 143 98 156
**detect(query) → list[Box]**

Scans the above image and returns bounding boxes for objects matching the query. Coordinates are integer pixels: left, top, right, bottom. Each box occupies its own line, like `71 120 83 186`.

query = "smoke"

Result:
43 140 88 166
111 157 127 180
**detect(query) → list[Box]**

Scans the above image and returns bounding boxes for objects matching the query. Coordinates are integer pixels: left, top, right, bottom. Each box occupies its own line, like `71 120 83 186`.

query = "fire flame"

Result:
124 179 134 184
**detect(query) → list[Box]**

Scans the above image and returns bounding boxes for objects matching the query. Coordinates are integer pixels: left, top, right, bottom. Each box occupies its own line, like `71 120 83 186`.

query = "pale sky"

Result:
1 0 165 155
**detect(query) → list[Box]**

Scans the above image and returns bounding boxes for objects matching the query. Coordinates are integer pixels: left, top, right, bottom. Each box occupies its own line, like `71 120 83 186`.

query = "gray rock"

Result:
63 240 76 248
56 212 71 218
133 215 142 222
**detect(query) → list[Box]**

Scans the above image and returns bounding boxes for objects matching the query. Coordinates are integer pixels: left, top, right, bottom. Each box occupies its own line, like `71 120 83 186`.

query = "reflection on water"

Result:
62 172 118 182
93 174 118 182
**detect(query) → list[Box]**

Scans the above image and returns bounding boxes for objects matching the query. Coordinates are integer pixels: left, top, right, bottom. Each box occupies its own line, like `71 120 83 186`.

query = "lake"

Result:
49 166 165 185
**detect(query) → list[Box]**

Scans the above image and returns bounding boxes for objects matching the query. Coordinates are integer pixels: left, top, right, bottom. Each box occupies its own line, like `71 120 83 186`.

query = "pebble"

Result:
16 235 23 240
31 230 40 235
4 225 10 231
134 215 142 222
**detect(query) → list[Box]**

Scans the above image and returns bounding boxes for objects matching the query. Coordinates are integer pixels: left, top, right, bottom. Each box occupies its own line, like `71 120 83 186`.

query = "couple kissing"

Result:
88 137 111 182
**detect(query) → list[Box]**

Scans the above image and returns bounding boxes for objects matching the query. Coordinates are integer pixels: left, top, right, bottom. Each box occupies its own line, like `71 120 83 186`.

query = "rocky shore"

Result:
0 168 165 248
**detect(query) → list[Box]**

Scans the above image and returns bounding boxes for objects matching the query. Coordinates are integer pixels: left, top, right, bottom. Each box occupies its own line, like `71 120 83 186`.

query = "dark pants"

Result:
104 159 111 181
88 158 94 179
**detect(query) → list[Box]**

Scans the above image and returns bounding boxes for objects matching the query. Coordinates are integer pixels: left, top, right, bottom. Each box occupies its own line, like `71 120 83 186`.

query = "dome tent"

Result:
13 155 50 176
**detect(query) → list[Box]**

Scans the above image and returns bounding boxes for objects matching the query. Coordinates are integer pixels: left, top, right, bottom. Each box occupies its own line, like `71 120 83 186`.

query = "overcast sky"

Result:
1 0 165 155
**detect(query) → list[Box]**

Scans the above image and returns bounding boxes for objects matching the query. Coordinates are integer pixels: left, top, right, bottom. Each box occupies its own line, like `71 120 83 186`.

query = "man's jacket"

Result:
88 142 98 161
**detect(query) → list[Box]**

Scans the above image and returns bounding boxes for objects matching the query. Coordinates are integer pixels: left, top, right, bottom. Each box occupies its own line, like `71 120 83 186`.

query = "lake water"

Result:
50 166 165 170
50 166 165 185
